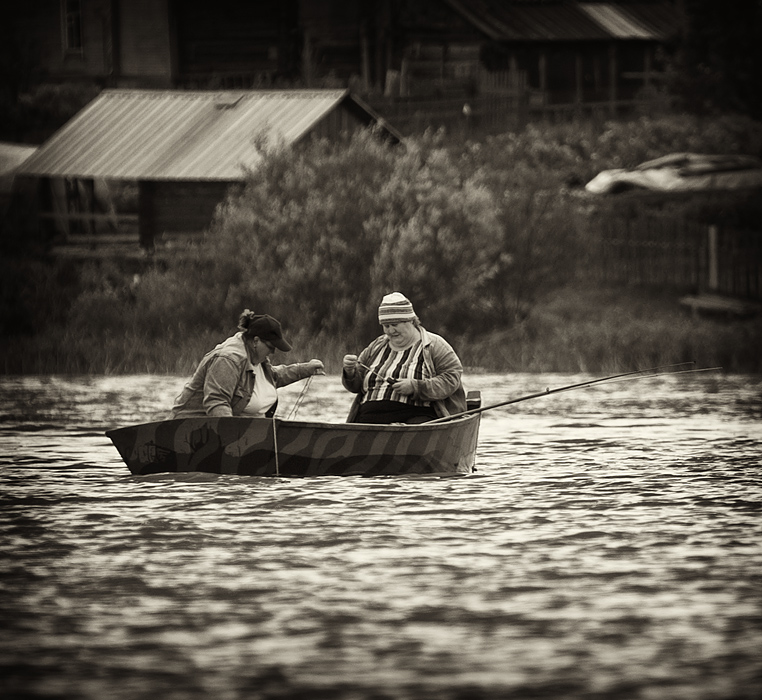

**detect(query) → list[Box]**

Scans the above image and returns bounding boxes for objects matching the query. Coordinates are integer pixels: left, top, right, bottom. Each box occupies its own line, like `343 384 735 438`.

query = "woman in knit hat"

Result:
170 309 324 418
342 292 466 424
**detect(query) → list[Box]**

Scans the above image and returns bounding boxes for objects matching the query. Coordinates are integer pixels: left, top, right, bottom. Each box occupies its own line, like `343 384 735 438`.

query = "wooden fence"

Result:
581 213 762 301
369 95 664 136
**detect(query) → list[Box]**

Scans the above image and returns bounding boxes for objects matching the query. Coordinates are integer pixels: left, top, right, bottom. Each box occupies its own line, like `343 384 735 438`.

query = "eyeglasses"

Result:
262 339 275 352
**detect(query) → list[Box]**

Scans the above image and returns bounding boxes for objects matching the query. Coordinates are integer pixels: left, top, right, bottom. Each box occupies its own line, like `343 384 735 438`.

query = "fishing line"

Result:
287 374 314 420
272 416 280 476
430 362 720 424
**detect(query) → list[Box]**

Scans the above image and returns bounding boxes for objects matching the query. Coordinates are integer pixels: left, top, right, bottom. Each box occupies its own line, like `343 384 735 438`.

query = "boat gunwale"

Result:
105 413 480 438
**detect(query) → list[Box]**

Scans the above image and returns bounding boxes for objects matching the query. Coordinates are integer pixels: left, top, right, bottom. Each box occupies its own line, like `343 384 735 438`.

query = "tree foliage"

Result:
665 0 762 119
203 130 525 341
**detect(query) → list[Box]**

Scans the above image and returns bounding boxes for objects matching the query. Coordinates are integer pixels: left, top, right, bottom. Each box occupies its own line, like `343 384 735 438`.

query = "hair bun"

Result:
237 309 256 331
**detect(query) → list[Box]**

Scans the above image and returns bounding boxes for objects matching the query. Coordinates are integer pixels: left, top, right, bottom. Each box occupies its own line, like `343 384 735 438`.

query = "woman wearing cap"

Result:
342 292 466 424
170 310 324 418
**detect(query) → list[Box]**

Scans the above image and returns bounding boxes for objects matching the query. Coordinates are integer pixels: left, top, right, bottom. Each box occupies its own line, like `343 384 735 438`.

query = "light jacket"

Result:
170 332 312 418
342 327 466 422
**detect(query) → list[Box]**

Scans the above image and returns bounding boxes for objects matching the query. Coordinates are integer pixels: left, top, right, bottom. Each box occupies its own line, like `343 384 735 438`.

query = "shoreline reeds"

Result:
2 284 759 376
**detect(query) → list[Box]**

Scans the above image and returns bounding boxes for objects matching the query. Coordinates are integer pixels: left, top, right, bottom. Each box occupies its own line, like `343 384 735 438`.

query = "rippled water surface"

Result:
1 372 760 700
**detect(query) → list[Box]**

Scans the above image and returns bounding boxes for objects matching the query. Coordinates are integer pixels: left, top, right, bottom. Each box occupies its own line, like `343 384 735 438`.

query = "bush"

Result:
0 257 79 336
466 113 762 190
177 130 557 341
17 83 102 139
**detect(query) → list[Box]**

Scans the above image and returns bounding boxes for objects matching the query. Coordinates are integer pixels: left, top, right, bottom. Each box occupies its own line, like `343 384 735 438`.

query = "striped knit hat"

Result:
378 292 416 324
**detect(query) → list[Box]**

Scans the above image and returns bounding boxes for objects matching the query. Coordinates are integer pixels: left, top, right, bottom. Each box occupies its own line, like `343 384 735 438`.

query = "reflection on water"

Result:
0 373 760 700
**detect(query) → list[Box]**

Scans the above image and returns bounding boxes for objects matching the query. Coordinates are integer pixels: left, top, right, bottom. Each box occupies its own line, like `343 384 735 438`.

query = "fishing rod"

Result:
575 366 721 388
356 360 396 385
429 362 720 424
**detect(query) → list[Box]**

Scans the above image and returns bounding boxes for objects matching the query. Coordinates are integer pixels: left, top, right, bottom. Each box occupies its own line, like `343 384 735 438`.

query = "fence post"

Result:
708 225 719 292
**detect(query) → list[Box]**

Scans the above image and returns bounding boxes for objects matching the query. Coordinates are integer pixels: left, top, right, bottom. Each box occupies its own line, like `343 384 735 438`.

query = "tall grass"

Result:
460 286 762 374
3 285 758 375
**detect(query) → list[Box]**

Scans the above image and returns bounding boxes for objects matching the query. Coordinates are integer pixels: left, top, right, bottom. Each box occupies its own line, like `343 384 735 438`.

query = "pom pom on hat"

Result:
378 292 416 324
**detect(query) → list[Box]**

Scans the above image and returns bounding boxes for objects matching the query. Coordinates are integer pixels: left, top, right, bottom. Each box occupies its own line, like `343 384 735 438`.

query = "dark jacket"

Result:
342 327 466 422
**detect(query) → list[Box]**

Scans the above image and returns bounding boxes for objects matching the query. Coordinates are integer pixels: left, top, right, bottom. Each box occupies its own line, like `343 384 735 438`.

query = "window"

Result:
62 0 83 53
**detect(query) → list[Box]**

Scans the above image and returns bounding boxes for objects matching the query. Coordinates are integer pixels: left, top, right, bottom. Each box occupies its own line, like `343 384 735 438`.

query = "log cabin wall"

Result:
307 101 373 140
394 0 482 98
117 0 175 87
9 0 114 82
295 0 479 94
174 0 300 88
150 181 235 239
298 0 402 90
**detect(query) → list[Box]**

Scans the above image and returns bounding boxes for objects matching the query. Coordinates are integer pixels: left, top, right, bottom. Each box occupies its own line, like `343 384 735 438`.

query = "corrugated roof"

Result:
0 142 37 177
615 3 682 41
0 142 37 195
502 3 611 41
443 1 680 42
16 89 365 181
579 3 654 39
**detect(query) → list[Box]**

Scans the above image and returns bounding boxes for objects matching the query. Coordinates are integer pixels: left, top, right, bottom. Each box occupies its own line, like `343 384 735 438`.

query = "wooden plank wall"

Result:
118 0 174 85
582 213 762 301
371 95 664 137
153 181 234 235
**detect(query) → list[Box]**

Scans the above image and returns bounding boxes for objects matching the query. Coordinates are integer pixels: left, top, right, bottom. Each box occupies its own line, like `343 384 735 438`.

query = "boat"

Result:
106 392 482 477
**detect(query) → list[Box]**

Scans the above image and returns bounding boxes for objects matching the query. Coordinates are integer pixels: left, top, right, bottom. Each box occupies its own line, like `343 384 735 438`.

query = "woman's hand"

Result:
342 354 358 374
392 379 415 396
307 359 325 376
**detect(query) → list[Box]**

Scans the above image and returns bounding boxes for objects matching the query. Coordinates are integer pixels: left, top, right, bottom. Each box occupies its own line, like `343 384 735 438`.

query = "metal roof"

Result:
615 2 683 40
579 3 657 39
16 89 390 181
499 3 610 41
0 142 37 177
0 142 37 195
443 1 680 42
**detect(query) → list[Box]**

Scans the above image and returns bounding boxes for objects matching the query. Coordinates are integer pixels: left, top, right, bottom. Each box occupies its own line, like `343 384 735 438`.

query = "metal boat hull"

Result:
106 414 480 477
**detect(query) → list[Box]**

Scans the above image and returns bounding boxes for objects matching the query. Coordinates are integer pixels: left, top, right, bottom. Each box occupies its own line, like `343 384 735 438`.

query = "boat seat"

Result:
466 390 481 411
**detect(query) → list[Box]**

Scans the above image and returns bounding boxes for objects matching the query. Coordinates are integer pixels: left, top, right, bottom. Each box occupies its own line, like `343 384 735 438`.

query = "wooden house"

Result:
440 0 682 106
10 1 681 106
14 89 402 251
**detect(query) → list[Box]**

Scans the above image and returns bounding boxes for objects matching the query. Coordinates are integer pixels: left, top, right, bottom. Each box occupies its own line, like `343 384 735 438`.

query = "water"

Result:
1 372 760 700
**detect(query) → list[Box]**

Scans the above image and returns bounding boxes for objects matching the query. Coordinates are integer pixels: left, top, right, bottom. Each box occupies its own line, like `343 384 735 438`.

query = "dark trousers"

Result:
355 400 437 425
